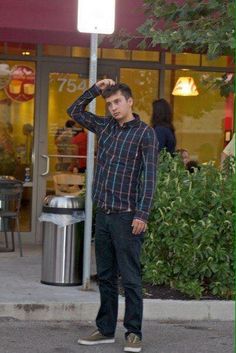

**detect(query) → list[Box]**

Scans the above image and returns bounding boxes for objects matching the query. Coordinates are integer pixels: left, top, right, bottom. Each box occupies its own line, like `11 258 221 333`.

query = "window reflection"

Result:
165 70 229 165
120 68 159 125
0 60 35 231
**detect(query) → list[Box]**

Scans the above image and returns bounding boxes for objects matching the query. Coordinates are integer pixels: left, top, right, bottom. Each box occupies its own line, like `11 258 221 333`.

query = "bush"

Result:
142 151 235 299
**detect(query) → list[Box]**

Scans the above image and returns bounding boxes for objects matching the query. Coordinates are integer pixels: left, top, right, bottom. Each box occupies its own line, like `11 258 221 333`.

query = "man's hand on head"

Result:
131 218 147 235
96 79 115 92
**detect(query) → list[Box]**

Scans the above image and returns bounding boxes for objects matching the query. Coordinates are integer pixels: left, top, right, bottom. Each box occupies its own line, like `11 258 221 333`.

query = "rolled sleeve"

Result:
67 84 109 134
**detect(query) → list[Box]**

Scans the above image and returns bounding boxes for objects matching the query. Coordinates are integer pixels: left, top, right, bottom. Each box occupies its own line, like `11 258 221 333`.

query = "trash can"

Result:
40 195 85 286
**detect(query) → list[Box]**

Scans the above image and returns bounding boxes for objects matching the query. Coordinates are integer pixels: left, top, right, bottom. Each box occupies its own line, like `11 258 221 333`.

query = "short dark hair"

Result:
102 83 133 100
65 119 76 128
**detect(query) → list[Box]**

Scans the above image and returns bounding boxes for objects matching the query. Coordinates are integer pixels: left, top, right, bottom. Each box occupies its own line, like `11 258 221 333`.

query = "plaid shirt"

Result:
67 85 158 222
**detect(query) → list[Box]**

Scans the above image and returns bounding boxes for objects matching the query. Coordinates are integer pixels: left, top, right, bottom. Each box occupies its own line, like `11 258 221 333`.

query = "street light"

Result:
77 0 116 289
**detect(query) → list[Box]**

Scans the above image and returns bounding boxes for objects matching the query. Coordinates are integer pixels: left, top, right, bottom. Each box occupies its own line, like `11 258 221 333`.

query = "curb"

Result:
0 299 234 321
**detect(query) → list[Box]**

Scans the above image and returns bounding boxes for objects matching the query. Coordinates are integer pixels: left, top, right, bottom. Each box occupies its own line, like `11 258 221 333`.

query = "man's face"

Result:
105 90 133 123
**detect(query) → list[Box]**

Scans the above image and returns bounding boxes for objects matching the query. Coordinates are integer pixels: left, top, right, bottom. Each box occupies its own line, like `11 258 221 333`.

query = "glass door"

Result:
45 71 107 195
45 71 89 195
35 61 111 242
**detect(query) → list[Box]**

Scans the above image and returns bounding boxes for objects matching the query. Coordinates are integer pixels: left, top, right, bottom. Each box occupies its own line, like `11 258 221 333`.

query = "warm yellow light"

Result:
22 51 30 56
77 0 116 34
172 77 199 96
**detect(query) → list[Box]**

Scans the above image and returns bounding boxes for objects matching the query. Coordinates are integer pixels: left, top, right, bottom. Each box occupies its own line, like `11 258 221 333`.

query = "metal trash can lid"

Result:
42 195 84 214
0 176 19 183
0 176 23 186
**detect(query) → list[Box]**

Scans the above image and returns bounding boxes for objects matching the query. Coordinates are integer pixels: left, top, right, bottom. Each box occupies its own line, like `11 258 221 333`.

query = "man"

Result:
67 79 158 353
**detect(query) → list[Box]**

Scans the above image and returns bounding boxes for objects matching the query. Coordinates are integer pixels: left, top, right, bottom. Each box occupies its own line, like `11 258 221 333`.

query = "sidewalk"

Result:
0 245 234 321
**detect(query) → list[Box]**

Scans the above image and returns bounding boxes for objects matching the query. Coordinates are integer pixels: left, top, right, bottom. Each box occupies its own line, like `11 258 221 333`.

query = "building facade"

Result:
0 1 234 242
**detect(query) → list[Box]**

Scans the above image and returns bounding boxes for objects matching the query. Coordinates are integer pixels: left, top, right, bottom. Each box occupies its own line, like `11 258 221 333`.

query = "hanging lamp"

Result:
172 76 199 96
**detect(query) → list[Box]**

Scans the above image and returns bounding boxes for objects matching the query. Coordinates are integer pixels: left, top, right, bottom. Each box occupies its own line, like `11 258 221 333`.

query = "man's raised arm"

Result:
67 79 115 134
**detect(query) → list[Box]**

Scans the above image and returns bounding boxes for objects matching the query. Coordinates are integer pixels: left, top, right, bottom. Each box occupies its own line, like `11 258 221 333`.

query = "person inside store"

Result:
176 148 200 173
221 133 235 167
67 78 158 353
151 98 176 154
68 126 87 173
54 119 77 171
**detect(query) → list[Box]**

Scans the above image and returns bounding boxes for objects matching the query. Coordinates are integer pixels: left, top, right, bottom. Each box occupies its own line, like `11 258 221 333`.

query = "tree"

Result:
112 0 235 96
138 0 234 59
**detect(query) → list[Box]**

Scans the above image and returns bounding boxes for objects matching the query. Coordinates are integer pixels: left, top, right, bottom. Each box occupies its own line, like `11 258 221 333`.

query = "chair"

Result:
53 173 85 196
0 180 23 256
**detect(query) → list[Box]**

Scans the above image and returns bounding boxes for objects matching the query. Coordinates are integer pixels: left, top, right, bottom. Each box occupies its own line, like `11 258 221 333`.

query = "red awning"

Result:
0 0 145 47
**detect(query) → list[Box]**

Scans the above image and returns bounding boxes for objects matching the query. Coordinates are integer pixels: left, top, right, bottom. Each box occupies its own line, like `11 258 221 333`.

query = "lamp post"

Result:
77 0 116 289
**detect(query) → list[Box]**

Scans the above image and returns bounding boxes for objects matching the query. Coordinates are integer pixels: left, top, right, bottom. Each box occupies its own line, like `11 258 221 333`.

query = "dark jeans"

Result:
95 210 144 339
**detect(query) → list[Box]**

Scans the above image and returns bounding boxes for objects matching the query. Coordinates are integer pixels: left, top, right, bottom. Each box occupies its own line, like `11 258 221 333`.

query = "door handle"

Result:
41 154 50 176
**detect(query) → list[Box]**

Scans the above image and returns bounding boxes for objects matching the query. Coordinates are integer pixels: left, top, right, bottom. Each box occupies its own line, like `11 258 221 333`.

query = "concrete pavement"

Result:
0 244 234 321
0 318 233 353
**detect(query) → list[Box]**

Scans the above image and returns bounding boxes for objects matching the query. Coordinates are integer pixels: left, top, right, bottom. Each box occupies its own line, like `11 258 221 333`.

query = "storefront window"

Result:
0 43 36 56
166 53 200 66
72 47 91 58
46 45 158 61
0 60 35 231
201 55 229 67
166 52 230 69
120 68 159 124
101 48 160 62
102 48 131 60
131 50 160 62
43 45 71 57
164 69 232 165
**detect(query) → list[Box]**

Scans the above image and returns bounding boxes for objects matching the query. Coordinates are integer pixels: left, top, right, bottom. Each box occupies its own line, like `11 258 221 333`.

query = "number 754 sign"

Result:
57 78 88 93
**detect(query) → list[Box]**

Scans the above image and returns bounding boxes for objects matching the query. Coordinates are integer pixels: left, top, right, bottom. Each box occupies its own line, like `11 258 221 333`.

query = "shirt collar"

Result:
114 113 140 129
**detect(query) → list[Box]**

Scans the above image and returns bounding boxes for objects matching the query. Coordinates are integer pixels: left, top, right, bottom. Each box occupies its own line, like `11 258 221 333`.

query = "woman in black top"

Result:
151 98 176 154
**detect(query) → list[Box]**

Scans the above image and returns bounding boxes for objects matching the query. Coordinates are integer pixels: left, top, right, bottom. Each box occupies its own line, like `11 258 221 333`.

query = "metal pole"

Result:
82 33 98 289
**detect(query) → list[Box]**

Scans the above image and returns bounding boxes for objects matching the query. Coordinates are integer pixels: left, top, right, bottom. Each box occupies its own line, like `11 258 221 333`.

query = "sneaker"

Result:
124 333 142 352
78 329 115 345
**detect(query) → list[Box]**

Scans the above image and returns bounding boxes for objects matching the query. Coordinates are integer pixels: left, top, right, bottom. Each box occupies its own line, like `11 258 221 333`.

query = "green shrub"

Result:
142 151 235 299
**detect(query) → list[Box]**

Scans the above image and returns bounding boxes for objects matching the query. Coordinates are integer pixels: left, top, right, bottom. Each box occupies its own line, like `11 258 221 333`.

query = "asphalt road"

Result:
0 318 233 353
